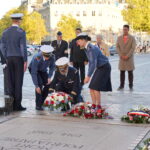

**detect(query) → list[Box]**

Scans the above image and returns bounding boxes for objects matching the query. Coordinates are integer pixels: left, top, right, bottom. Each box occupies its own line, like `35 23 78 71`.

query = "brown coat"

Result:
116 34 136 71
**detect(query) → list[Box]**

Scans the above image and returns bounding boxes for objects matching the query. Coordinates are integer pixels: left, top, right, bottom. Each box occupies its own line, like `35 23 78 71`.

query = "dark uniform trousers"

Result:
120 70 133 88
7 57 24 108
73 62 85 86
3 68 9 95
35 71 49 107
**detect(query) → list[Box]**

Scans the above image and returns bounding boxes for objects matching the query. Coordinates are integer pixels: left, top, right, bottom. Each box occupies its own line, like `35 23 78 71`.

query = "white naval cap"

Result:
11 13 24 19
75 32 91 41
77 32 88 37
55 57 69 66
40 45 54 53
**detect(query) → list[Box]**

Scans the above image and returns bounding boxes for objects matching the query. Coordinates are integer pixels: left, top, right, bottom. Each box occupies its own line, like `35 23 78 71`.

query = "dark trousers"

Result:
35 72 49 107
3 67 9 95
7 57 24 108
73 62 85 85
120 70 133 88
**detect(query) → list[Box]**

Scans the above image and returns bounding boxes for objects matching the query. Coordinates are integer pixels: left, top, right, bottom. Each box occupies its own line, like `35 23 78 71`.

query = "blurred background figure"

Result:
52 31 68 60
70 28 88 87
96 34 110 57
116 25 136 91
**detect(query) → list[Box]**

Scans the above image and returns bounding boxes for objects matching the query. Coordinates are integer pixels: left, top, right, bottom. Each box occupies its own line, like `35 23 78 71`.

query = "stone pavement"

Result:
0 54 150 150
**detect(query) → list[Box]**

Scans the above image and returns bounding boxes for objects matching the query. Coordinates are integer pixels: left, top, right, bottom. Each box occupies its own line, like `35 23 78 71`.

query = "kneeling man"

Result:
29 45 55 110
49 57 81 105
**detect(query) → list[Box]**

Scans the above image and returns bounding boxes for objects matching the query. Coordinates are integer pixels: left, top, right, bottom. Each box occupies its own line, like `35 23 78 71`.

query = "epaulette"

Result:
74 69 78 74
17 28 24 33
35 56 41 61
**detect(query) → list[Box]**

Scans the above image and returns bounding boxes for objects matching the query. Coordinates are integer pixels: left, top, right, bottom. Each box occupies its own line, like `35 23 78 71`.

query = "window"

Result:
55 11 58 16
92 11 96 16
83 11 87 16
76 11 80 16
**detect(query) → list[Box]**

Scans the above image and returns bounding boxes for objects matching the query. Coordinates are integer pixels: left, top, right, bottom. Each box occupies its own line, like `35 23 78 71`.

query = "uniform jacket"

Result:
116 34 136 71
29 52 55 87
70 39 88 63
51 40 68 60
86 43 109 77
49 67 80 95
1 26 27 62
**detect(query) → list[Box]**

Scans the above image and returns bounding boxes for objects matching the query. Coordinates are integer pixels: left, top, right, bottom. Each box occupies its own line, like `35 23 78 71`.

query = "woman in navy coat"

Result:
76 33 112 111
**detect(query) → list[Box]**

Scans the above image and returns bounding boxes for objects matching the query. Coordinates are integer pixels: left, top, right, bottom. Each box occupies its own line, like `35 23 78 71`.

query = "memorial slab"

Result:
0 117 148 150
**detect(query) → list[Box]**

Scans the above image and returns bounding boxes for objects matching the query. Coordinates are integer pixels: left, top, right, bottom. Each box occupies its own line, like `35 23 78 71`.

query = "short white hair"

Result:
96 34 103 40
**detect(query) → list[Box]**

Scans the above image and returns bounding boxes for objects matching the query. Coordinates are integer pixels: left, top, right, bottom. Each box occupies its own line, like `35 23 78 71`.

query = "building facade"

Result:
22 0 126 41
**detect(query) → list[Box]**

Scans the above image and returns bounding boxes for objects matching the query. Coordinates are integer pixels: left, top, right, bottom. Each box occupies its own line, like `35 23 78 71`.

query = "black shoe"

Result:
14 106 26 111
117 86 124 91
36 106 44 111
129 86 133 91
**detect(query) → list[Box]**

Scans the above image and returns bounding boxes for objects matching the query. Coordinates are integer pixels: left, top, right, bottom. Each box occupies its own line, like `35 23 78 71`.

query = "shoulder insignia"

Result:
17 28 24 33
35 56 41 61
75 69 78 74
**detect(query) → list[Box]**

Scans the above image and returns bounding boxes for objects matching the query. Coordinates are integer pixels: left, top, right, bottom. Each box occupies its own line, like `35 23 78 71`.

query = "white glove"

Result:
2 64 7 69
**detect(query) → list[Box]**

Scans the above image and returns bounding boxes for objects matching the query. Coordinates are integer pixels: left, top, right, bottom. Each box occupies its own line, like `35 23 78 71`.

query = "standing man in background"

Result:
116 25 136 91
70 28 88 87
52 31 68 60
96 34 110 57
1 13 27 111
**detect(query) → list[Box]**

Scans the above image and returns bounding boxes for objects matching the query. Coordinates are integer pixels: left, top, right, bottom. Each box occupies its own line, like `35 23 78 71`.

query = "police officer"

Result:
29 45 55 111
52 31 68 60
49 57 81 105
1 13 27 111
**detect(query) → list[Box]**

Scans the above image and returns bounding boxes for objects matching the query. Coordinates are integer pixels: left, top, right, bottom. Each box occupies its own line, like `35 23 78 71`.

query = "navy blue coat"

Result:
49 67 81 95
29 52 55 87
1 26 27 62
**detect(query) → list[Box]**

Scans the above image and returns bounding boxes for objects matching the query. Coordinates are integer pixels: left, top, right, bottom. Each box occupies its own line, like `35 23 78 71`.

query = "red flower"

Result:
75 109 79 114
45 101 49 105
50 101 54 105
97 109 102 114
51 96 54 99
68 97 72 101
71 110 75 114
61 100 65 103
80 106 85 110
63 113 67 116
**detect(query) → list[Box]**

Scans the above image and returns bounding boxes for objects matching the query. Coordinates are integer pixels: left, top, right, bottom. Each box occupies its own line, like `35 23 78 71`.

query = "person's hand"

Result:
84 76 91 84
2 64 7 69
84 61 88 65
24 62 27 72
70 62 73 66
64 50 68 54
47 78 51 85
124 56 129 60
36 87 41 94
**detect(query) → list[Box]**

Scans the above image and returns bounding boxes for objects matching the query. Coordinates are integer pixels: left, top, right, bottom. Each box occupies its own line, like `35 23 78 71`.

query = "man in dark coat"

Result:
1 13 27 111
51 31 68 60
70 28 88 87
49 57 81 105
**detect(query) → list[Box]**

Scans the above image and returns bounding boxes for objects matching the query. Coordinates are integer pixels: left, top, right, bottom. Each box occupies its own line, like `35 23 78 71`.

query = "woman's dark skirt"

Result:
89 63 112 92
